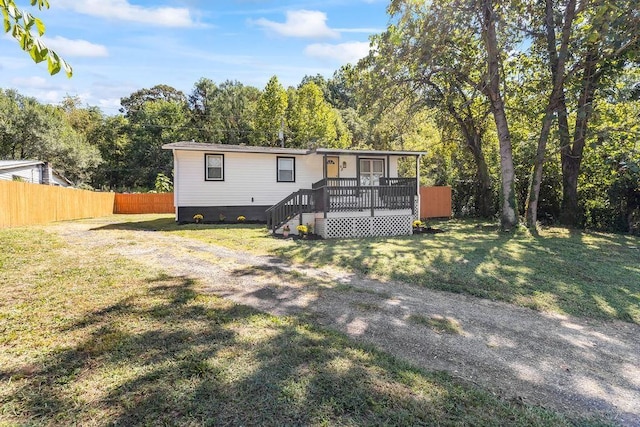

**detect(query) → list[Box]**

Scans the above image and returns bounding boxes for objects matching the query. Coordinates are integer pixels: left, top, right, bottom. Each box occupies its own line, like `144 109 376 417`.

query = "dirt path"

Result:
49 219 640 426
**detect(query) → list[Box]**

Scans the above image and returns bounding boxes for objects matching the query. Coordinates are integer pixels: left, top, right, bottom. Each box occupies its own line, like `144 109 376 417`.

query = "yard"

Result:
115 214 640 324
1 215 638 425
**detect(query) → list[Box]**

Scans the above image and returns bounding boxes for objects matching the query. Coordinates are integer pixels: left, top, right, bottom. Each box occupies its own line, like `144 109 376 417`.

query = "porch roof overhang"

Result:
163 142 426 157
313 148 426 157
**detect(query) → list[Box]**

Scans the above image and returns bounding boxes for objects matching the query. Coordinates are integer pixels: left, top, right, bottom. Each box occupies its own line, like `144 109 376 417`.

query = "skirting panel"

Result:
177 205 270 223
321 215 412 239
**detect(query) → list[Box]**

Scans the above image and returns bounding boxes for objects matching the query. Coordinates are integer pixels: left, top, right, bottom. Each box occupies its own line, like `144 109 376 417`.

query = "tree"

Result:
255 76 288 146
524 0 640 228
126 99 190 190
287 82 348 148
188 78 223 143
215 80 259 145
327 65 358 110
120 85 188 118
90 115 131 190
359 0 501 218
0 89 101 184
1 0 72 76
478 0 519 228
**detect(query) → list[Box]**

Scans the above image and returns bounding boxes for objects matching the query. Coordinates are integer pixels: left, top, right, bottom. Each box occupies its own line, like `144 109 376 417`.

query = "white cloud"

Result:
253 10 339 39
39 90 65 104
55 0 197 27
304 41 371 64
97 97 123 111
11 76 51 88
45 36 108 57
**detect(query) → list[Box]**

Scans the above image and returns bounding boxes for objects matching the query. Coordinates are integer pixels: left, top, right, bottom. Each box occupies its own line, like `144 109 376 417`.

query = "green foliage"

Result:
188 78 222 142
154 173 173 193
357 0 501 218
127 98 190 190
120 84 188 118
287 82 348 148
255 76 288 145
579 90 640 231
90 115 131 190
0 0 72 76
215 80 259 145
0 89 101 185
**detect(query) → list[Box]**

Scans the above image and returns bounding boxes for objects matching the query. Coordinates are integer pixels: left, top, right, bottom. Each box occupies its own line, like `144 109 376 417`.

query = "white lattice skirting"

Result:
317 215 413 239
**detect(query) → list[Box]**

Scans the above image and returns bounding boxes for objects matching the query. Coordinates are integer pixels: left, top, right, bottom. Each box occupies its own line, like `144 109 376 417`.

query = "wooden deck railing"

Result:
265 189 315 232
312 178 416 215
267 178 417 230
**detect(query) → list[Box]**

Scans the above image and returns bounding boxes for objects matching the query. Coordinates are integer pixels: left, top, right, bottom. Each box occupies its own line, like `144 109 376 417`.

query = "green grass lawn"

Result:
0 225 595 425
108 214 640 325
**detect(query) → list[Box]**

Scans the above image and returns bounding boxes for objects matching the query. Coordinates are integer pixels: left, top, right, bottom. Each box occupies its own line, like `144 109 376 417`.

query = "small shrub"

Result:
193 214 204 223
218 213 226 222
237 215 246 223
296 225 308 235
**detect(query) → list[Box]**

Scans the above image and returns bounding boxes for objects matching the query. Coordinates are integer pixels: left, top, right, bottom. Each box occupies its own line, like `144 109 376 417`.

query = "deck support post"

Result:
416 154 422 218
323 186 328 219
370 187 375 217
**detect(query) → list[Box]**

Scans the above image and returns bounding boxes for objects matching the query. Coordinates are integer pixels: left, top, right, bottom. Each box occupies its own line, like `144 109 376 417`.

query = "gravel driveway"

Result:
50 219 640 426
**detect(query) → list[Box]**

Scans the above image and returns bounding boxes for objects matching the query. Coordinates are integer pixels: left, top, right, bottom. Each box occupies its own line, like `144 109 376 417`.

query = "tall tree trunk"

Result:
448 105 493 217
472 143 494 218
526 110 554 229
525 0 576 230
560 49 599 226
482 0 518 229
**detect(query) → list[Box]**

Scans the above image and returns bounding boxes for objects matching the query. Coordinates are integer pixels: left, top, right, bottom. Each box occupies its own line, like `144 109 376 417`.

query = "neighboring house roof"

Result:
0 159 73 186
163 141 426 156
0 160 45 170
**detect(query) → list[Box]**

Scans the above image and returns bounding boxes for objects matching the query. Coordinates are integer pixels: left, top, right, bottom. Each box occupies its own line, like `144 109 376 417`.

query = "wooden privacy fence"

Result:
113 193 174 214
420 186 452 219
0 181 115 228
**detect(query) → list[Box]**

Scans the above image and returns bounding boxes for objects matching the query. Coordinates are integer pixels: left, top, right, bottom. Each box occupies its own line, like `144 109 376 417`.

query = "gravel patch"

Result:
49 219 640 426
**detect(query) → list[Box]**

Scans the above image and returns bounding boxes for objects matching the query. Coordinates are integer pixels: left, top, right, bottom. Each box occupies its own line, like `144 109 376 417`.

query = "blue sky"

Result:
1 0 389 114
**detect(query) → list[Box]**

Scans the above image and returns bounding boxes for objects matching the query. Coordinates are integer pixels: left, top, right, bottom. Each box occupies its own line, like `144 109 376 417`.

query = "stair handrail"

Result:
266 189 314 232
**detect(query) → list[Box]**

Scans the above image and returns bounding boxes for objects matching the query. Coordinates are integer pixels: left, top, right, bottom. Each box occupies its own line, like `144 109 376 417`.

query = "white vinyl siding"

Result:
173 151 403 207
0 167 39 183
175 151 322 207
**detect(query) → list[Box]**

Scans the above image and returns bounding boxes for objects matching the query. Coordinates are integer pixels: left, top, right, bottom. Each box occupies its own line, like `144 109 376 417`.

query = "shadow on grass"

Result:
89 216 639 323
91 217 266 233
270 220 640 324
3 273 570 426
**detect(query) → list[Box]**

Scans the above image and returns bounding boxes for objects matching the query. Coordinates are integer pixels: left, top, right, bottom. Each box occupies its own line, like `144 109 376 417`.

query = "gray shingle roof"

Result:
163 141 426 156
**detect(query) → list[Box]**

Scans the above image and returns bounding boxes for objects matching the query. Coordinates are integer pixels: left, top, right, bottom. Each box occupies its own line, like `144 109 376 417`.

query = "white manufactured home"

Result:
163 141 424 239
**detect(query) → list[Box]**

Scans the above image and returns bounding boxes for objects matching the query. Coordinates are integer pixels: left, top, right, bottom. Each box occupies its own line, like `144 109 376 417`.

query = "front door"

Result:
360 158 384 186
326 156 339 178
